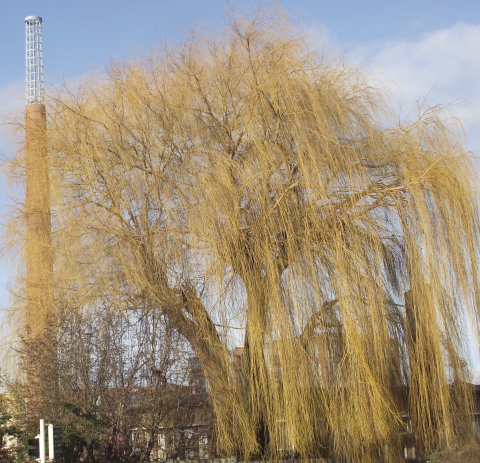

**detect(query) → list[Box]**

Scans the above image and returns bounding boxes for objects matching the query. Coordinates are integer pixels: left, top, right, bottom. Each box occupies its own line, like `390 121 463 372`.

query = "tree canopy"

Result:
5 7 480 462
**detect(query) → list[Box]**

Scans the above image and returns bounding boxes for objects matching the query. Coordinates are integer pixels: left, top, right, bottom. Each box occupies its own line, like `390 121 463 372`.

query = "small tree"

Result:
3 300 195 463
5 6 480 462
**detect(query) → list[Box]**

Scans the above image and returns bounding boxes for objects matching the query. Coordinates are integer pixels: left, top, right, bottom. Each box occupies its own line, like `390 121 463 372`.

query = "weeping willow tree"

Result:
5 6 480 462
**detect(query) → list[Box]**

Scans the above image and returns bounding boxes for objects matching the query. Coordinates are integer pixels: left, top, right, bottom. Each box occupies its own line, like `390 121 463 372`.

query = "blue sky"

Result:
1 0 480 366
0 1 479 105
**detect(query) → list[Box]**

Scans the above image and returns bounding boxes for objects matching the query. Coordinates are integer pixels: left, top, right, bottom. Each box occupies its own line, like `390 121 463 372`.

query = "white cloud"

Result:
349 22 480 152
367 23 480 100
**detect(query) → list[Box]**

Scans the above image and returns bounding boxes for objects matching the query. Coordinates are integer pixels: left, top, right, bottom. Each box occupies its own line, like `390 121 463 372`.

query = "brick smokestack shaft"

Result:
24 15 53 419
25 103 52 336
25 102 54 420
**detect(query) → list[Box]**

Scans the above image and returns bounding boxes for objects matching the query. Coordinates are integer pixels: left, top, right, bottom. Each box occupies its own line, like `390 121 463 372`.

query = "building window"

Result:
199 435 209 459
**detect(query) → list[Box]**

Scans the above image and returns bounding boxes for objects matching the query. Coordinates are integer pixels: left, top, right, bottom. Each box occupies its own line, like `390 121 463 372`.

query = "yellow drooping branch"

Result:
3 6 480 461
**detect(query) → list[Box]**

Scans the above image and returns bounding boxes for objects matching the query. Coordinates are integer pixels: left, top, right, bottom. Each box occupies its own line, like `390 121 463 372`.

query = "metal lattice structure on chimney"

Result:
25 15 44 105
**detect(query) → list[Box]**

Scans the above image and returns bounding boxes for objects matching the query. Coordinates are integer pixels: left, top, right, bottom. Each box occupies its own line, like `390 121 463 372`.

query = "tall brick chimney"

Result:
25 15 53 416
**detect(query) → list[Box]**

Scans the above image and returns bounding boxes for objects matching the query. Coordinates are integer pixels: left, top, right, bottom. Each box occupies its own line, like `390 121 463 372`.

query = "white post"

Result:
39 419 46 463
47 424 54 461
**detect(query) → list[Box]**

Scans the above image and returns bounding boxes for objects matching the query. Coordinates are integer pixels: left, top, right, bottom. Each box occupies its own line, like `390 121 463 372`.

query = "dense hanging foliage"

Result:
5 7 480 462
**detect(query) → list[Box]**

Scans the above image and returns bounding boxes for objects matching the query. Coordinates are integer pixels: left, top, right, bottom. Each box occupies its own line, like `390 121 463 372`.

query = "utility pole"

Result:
25 15 53 416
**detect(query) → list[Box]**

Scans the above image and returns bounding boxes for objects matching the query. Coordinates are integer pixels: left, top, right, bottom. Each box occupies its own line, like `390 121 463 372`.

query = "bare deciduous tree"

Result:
3 301 201 463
